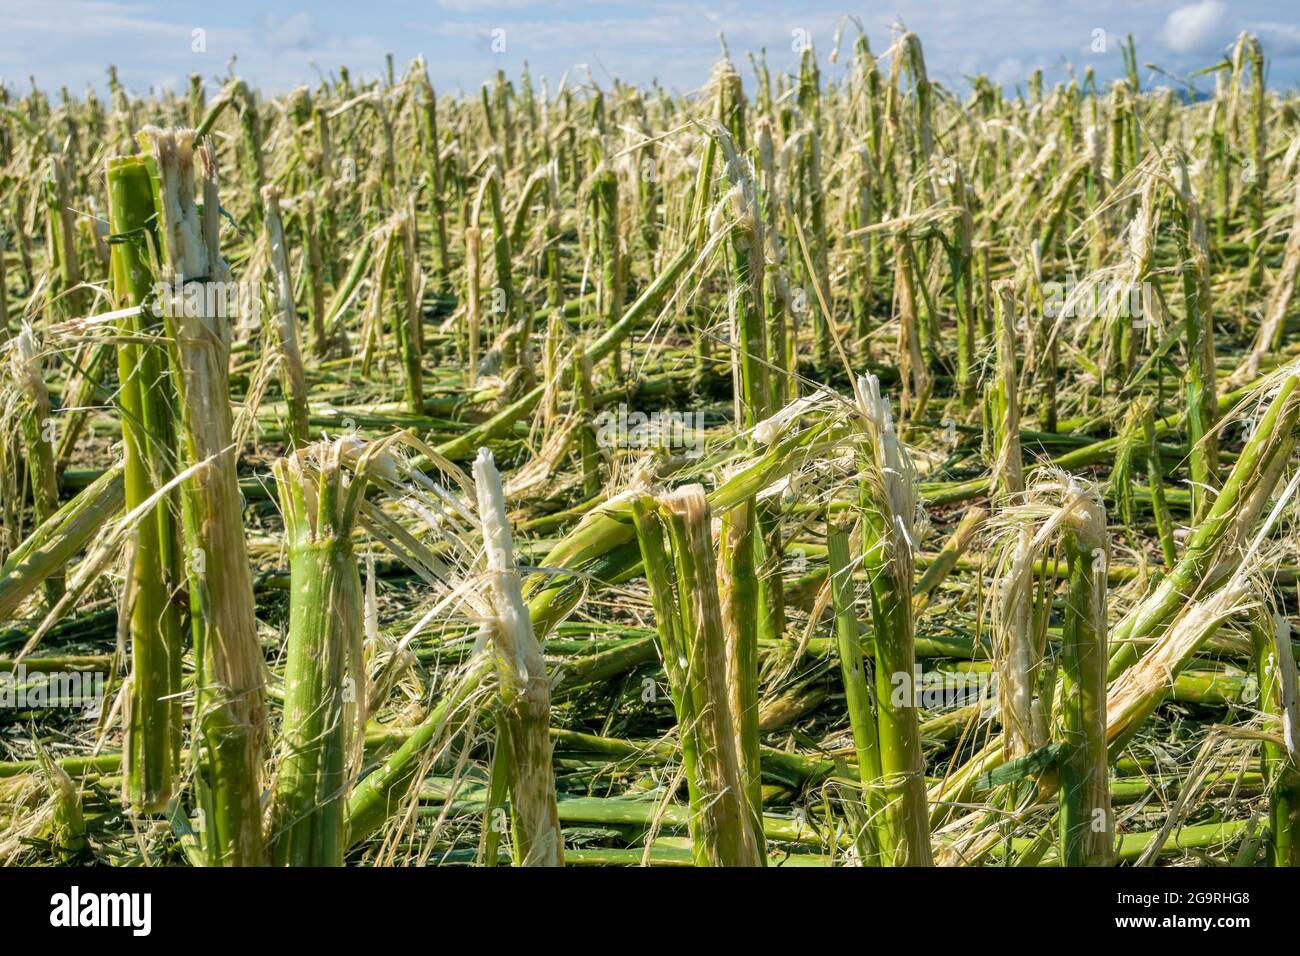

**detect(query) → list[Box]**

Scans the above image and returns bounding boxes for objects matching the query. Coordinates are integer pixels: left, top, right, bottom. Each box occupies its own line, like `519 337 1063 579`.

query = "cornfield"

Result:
4 21 1300 870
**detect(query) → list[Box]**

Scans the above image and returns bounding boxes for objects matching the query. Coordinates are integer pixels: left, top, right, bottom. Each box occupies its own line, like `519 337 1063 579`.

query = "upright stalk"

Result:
270 442 368 865
9 326 61 603
854 374 932 865
986 281 1023 500
474 449 563 866
1170 150 1218 521
827 518 883 864
262 185 310 446
141 127 265 866
1057 492 1111 865
633 487 764 866
106 153 183 812
1250 607 1300 866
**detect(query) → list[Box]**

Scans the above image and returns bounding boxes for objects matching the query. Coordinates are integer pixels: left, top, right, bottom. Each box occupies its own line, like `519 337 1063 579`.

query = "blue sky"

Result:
2 1 1299 99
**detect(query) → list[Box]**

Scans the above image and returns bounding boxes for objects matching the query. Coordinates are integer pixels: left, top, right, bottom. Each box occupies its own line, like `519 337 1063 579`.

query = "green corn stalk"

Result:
270 442 369 866
0 232 8 332
1249 607 1300 866
186 75 204 126
395 203 423 416
587 163 622 380
42 151 83 316
848 146 874 350
1211 71 1230 244
763 264 793 410
473 448 563 866
493 71 514 165
948 163 976 407
34 740 86 862
1169 149 1218 521
359 222 400 377
1140 400 1179 570
630 494 705 852
300 195 329 356
416 65 452 293
574 352 600 499
718 499 763 849
311 103 338 283
977 245 993 340
235 81 266 219
712 122 783 652
749 48 773 119
1108 82 1128 203
261 185 310 446
9 325 62 604
464 224 482 383
853 374 932 865
507 166 549 252
633 487 764 866
321 233 375 345
985 281 1023 500
1110 403 1143 533
827 517 883 865
473 165 520 370
1056 492 1112 866
900 33 936 194
802 132 830 370
713 57 746 151
544 161 564 308
477 712 514 867
1241 35 1267 289
106 152 184 812
634 114 659 257
663 486 763 867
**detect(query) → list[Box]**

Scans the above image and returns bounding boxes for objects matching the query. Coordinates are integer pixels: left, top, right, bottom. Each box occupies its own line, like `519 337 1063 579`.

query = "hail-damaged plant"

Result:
633 486 764 867
262 185 311 447
710 118 777 801
270 440 374 865
1249 606 1300 866
140 126 266 866
849 373 932 866
1052 479 1112 865
6 325 62 604
1166 147 1219 521
827 516 883 864
105 150 184 813
472 448 563 866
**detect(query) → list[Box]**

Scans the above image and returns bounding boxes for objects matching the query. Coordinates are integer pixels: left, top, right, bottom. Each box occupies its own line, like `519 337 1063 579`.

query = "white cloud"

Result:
1162 1 1229 55
258 12 320 54
1251 21 1300 57
0 1 187 40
